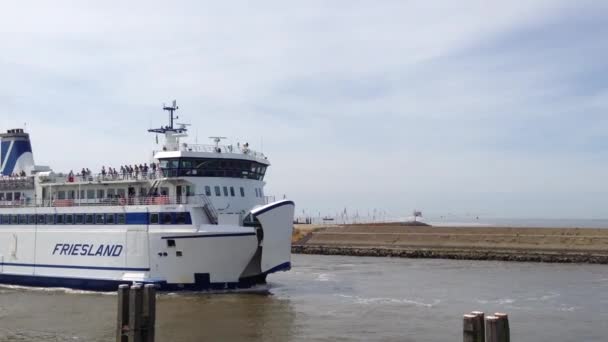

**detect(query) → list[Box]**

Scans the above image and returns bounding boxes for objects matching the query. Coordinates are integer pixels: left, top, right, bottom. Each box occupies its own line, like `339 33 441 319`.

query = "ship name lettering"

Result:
52 243 123 257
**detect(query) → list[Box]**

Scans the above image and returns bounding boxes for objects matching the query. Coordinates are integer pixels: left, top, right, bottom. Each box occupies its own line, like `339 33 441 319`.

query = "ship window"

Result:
10 215 18 224
161 213 173 224
68 191 76 200
0 193 4 201
75 214 84 224
14 192 20 201
0 215 7 224
65 214 74 224
28 214 36 224
57 191 66 200
46 214 55 224
223 186 228 197
181 160 193 168
167 239 176 247
95 214 105 224
97 190 105 199
19 215 27 224
214 186 221 197
80 190 85 200
56 214 64 224
117 189 126 197
107 189 116 197
150 213 159 224
87 190 95 199
6 193 13 201
205 186 211 196
117 214 126 224
240 187 245 197
106 214 115 224
255 188 259 197
37 214 46 224
85 214 94 224
230 187 235 197
160 159 179 169
175 212 187 224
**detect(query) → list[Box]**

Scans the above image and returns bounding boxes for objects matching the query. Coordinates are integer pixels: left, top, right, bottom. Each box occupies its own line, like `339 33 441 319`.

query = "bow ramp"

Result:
251 200 295 273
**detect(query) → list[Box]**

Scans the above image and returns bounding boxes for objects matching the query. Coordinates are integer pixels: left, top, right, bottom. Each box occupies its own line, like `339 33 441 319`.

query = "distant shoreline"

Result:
292 224 608 264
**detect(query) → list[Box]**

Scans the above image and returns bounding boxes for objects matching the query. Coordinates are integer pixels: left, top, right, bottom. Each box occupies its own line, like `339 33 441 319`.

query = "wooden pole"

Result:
486 314 510 342
463 311 484 342
128 284 144 342
116 284 130 342
486 315 499 342
142 284 157 342
494 313 510 342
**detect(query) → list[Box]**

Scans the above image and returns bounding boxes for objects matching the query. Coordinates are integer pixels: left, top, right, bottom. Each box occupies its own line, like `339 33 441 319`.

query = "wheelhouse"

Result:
158 157 268 180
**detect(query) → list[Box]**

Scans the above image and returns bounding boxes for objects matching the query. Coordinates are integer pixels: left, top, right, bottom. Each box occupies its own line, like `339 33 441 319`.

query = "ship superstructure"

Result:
0 102 294 290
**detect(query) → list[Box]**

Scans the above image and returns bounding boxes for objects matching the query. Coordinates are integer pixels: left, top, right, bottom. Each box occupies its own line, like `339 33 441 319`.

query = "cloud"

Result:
1 1 607 218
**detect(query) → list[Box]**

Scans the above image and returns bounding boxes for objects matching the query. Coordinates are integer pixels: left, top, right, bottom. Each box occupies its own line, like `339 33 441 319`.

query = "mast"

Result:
148 100 189 151
148 100 185 134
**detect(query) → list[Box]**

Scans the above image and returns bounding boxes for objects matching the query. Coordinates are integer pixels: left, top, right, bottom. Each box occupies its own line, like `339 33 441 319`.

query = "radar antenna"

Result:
209 136 227 149
148 100 187 134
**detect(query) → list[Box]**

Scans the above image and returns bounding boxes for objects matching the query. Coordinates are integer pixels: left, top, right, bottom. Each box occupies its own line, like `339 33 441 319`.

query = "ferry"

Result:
0 101 294 291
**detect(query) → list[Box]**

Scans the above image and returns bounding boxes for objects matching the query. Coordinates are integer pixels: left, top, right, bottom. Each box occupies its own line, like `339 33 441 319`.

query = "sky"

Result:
1 1 607 219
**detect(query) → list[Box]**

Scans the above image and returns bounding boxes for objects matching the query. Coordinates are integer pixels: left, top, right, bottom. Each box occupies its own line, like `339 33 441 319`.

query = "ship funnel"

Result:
0 128 35 176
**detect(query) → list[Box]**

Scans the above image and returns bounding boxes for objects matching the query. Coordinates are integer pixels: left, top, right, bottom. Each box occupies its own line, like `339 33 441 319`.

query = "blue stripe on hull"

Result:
0 262 149 272
0 262 291 292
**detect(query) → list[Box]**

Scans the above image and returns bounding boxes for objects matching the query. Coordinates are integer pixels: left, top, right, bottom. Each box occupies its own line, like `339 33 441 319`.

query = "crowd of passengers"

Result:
67 163 161 182
0 170 28 180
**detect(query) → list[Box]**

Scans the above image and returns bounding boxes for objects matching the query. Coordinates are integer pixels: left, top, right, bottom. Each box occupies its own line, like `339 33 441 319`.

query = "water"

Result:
1 254 607 341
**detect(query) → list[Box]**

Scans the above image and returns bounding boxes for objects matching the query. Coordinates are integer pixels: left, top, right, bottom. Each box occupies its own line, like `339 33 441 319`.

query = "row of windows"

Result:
54 187 169 200
0 192 21 201
159 158 267 181
203 185 263 198
0 212 192 225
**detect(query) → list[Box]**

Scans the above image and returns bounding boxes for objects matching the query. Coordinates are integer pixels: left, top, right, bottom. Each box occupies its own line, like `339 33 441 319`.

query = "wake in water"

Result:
0 283 272 296
336 294 440 308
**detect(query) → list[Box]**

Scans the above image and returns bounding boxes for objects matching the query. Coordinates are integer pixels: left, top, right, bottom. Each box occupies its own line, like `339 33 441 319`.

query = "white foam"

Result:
336 294 439 308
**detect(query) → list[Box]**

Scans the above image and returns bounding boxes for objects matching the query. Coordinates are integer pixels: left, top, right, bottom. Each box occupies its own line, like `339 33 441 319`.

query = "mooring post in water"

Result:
128 284 144 342
142 284 157 342
116 284 130 342
494 313 510 342
463 311 485 342
485 314 510 342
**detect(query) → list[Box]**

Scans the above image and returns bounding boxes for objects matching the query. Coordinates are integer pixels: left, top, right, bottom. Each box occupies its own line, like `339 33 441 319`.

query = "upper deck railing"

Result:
155 143 268 162
41 170 166 185
0 194 207 208
0 176 35 190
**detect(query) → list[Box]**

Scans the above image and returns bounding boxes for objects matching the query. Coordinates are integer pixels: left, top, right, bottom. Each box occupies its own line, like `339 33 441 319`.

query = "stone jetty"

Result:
292 224 608 264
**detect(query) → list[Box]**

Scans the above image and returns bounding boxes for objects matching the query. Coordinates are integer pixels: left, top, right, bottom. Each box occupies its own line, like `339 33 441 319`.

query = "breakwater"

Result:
292 224 608 264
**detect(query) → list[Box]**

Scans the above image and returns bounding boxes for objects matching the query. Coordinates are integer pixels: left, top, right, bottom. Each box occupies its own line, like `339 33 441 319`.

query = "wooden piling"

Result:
494 313 510 342
142 284 157 342
116 284 130 342
463 311 484 342
128 285 144 342
485 315 499 342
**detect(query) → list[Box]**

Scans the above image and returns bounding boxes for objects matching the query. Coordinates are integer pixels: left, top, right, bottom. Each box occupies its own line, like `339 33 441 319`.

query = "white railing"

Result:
155 143 268 161
0 176 35 190
48 170 166 184
0 194 214 209
263 195 277 205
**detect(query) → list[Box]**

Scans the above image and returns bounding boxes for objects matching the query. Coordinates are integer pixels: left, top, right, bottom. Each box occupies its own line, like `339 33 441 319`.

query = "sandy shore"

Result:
292 224 608 263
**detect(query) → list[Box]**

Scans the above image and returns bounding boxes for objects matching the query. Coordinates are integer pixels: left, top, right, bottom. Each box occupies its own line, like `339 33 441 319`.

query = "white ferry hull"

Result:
0 201 294 291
